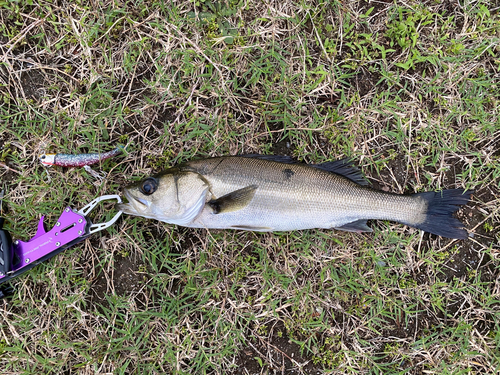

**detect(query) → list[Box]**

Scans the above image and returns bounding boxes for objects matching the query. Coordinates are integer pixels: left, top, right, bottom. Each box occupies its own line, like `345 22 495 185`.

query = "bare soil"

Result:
233 321 322 375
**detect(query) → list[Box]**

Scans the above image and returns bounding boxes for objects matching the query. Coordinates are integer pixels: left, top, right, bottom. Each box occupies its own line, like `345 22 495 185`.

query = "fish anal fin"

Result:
208 185 257 214
334 220 372 233
230 225 272 231
312 158 370 186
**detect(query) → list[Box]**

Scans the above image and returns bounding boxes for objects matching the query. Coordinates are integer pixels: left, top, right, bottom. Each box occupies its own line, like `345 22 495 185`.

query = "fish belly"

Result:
191 189 422 231
185 158 423 231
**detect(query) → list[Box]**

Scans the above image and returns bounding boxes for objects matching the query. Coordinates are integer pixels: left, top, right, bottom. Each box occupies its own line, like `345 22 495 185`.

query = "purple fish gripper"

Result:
0 195 122 286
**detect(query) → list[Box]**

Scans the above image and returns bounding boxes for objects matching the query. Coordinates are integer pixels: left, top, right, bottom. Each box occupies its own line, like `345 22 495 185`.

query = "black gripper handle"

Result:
0 217 13 275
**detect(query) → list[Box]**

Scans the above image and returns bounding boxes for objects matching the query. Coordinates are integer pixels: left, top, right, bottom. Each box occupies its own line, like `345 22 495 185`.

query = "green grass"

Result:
1 0 499 374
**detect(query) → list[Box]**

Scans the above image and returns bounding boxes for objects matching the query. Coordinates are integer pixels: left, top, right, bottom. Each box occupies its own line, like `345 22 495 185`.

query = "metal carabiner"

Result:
77 194 123 234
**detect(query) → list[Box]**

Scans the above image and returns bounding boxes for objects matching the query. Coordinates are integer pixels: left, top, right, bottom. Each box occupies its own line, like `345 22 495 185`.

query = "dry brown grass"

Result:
0 0 499 374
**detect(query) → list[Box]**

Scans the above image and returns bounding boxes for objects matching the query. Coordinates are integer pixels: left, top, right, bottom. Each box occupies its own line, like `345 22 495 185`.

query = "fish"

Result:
116 155 473 239
39 146 125 167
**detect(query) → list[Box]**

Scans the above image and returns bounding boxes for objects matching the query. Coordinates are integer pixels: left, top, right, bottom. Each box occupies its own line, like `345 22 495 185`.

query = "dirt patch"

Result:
269 137 295 157
20 69 46 100
315 92 340 106
369 156 411 193
440 185 498 283
438 240 491 282
112 255 145 295
0 165 19 184
90 253 146 305
234 322 322 375
174 227 204 253
152 106 177 128
355 70 383 98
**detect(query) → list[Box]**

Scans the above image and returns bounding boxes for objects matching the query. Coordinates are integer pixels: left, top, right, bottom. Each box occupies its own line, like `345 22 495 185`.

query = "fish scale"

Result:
187 158 423 231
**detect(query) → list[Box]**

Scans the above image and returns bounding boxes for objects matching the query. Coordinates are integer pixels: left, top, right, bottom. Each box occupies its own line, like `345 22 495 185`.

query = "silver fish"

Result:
116 155 473 239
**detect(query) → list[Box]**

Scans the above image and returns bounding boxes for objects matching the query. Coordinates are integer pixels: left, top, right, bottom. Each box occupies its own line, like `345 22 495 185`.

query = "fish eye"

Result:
40 155 45 159
140 178 158 195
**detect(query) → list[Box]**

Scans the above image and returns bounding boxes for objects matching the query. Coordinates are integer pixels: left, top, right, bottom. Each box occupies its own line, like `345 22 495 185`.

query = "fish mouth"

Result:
116 189 150 215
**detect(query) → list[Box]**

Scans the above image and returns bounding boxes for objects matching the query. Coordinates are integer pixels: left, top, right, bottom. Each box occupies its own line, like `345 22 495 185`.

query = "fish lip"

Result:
121 189 150 212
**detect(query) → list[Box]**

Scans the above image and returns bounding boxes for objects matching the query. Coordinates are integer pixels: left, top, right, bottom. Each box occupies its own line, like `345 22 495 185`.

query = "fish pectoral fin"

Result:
334 220 373 233
208 185 258 214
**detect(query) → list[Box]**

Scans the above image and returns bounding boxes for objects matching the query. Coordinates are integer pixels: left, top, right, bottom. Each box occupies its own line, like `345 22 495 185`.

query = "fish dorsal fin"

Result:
208 185 258 214
240 154 297 164
334 219 372 233
312 158 370 186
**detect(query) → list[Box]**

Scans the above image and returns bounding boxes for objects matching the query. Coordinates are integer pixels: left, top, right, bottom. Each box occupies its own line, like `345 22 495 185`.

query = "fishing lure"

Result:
39 146 125 167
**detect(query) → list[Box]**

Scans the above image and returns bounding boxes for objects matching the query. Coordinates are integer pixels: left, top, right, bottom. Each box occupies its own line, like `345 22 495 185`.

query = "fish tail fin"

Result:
409 189 473 239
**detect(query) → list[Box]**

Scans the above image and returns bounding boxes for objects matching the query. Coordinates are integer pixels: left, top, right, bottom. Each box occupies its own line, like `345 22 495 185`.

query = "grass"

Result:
0 0 499 374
